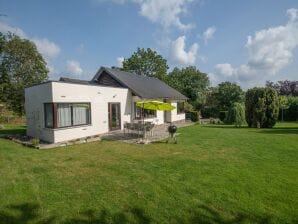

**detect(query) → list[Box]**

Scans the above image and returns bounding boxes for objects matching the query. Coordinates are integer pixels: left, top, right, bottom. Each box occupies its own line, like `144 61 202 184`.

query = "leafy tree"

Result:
202 82 243 118
245 87 279 128
166 66 209 110
266 80 298 96
214 82 244 111
122 48 168 80
226 102 246 127
0 33 48 115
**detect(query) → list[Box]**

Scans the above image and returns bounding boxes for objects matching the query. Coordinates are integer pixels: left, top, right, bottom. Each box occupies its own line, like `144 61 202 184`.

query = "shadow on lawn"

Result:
258 127 298 135
0 202 280 224
0 125 26 136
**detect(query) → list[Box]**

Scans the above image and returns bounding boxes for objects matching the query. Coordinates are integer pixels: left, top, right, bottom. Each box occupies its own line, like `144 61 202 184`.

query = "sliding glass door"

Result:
108 103 121 131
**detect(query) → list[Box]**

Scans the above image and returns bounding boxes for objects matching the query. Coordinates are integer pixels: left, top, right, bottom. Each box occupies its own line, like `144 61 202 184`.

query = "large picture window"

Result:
177 102 185 114
134 103 156 119
44 103 91 128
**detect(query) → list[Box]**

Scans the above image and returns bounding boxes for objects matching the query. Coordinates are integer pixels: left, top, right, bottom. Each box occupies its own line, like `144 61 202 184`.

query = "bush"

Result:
188 111 198 122
201 106 219 118
226 103 246 127
219 111 228 122
30 138 40 147
245 87 279 128
278 96 298 121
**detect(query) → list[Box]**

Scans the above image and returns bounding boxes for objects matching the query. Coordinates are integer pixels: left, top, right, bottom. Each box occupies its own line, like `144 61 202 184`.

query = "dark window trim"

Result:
177 102 185 114
44 102 91 129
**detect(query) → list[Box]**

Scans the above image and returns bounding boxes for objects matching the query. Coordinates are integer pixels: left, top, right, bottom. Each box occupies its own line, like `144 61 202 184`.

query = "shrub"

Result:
219 111 228 122
245 87 279 128
189 111 198 122
30 138 40 147
226 103 246 127
278 96 298 121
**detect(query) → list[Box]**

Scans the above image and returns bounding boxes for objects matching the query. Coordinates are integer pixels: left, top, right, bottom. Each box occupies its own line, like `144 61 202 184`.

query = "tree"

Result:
122 48 168 80
214 82 244 111
166 66 209 110
266 80 298 96
0 33 48 115
226 102 246 127
245 87 279 128
202 82 243 119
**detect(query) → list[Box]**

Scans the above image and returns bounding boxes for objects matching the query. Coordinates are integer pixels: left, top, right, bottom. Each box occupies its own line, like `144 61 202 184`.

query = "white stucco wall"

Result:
170 102 186 122
25 82 55 142
51 82 132 143
25 81 132 143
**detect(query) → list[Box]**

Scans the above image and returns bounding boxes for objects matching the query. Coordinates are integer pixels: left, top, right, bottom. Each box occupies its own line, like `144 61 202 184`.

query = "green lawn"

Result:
0 123 297 223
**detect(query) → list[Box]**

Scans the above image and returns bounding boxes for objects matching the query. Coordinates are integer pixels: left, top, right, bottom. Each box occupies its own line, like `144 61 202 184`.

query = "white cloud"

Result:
203 26 216 43
0 21 26 38
66 60 83 76
32 38 61 60
0 21 60 61
212 8 298 87
287 8 298 22
214 63 235 77
138 0 194 31
116 57 124 67
171 35 198 65
97 0 194 31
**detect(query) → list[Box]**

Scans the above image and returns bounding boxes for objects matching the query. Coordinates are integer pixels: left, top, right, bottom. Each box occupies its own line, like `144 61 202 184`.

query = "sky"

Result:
0 0 297 88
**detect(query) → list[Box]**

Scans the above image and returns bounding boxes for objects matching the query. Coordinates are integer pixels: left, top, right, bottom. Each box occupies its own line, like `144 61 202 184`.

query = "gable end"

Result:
96 71 124 87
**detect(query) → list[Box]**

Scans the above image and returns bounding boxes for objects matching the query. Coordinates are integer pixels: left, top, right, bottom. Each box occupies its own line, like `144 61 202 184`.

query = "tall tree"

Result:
122 48 168 80
214 81 244 111
166 66 209 110
0 33 48 115
245 87 279 128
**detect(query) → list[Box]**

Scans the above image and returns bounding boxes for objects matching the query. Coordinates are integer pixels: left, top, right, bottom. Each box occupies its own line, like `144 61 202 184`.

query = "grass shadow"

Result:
0 125 26 136
0 202 285 224
258 128 298 135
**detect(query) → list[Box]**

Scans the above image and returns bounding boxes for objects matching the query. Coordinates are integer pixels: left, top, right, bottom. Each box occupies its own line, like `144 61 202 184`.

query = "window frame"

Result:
44 102 91 129
134 103 157 119
177 102 185 114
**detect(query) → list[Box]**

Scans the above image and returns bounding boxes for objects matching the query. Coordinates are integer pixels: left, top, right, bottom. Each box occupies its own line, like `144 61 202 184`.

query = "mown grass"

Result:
0 123 297 223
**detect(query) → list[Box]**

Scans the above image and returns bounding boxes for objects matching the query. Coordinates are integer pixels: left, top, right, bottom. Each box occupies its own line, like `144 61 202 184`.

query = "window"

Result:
44 103 91 128
44 103 54 128
134 103 156 119
177 102 185 114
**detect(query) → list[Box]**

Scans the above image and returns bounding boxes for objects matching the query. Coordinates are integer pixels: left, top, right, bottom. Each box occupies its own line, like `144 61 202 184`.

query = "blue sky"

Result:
0 0 297 88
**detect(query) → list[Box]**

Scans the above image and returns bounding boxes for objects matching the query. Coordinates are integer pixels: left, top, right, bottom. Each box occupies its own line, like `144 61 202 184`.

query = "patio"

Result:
101 120 194 144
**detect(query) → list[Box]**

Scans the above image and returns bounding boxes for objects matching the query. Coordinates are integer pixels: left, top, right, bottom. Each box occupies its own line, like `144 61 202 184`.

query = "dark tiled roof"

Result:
59 77 92 85
92 67 188 100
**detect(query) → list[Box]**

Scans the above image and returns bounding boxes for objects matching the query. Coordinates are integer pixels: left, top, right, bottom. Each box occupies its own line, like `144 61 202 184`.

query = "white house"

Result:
25 67 188 143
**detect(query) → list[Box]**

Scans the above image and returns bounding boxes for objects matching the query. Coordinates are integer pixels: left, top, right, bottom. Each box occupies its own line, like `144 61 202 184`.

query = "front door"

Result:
108 103 121 131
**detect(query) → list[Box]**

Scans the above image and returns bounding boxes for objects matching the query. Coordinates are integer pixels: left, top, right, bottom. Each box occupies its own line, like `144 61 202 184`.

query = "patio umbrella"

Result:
136 100 176 111
136 100 176 139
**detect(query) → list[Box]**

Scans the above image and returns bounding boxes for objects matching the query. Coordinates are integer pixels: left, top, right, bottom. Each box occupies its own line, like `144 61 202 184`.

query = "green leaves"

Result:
166 66 209 110
245 87 279 128
122 48 168 81
0 33 48 115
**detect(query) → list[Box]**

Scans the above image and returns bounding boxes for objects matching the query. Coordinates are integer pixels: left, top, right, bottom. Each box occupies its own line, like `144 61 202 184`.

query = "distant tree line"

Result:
122 48 297 128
